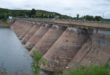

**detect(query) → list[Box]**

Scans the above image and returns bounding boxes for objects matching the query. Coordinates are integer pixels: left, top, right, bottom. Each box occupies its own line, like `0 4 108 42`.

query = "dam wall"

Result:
25 24 51 50
67 31 110 69
11 19 110 72
30 25 66 55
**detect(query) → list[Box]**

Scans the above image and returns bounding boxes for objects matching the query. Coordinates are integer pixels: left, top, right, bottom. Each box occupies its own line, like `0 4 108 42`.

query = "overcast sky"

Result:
0 0 110 18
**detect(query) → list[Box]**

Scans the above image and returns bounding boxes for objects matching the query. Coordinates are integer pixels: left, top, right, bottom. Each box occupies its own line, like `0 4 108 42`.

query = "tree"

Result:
30 8 36 18
94 16 103 21
83 15 94 21
77 14 79 20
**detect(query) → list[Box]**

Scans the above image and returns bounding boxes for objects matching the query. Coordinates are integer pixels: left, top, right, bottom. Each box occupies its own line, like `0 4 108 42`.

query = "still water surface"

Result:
0 28 33 75
2 28 109 75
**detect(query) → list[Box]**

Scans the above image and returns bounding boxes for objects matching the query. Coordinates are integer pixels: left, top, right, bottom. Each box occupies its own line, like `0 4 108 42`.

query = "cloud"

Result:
0 0 110 18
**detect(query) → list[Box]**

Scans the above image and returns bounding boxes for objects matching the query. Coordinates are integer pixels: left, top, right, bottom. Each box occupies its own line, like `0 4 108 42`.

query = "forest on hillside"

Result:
0 8 73 20
0 8 108 21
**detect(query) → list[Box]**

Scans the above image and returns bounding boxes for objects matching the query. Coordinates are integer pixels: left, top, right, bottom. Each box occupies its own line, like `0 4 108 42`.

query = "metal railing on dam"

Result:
15 18 110 30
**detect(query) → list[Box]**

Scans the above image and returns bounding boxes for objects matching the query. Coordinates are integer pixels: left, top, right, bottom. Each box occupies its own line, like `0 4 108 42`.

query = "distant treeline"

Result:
0 8 109 21
0 8 73 20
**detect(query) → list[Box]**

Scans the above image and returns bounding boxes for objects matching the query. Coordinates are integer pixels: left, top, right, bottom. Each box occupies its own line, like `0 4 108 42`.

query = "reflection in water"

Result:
0 28 33 75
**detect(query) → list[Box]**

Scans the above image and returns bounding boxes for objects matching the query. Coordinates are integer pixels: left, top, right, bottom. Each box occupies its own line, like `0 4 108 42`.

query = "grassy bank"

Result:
0 20 10 28
32 51 110 75
32 51 43 75
62 64 110 75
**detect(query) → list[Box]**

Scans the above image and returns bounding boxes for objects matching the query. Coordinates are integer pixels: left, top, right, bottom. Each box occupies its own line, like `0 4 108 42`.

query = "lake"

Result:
0 28 33 75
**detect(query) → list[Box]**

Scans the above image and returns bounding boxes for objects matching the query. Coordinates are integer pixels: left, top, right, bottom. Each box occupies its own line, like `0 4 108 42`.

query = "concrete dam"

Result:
11 19 110 72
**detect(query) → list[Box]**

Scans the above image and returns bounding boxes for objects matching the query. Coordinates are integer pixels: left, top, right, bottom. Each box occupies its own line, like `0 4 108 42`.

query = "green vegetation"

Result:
0 69 6 75
29 9 36 18
0 8 9 20
0 20 10 28
32 51 42 75
0 8 73 20
0 8 108 21
82 15 103 21
62 64 110 75
32 50 48 75
74 14 103 21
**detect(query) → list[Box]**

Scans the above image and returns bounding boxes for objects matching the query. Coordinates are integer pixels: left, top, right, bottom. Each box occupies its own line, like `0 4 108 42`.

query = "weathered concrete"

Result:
41 27 89 71
12 20 32 39
67 30 110 69
67 41 92 69
25 24 51 50
21 23 40 44
19 24 33 40
80 33 110 65
30 25 66 55
11 20 22 36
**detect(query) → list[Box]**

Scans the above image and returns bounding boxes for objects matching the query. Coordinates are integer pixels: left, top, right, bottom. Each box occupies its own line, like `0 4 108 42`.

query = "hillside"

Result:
0 8 73 19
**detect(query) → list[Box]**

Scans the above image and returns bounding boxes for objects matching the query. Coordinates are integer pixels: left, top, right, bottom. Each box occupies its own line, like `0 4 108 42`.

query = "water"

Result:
0 28 33 75
1 28 109 75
